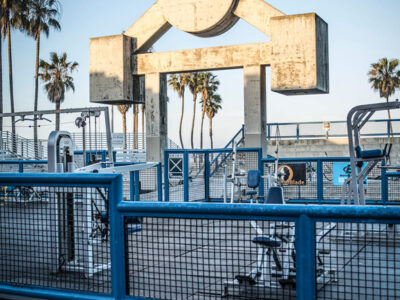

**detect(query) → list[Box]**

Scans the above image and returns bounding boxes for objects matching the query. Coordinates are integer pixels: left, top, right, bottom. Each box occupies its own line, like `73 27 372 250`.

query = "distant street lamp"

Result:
323 122 330 139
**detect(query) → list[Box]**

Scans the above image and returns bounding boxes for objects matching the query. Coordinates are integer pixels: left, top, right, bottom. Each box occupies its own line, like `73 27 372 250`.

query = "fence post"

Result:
164 151 169 202
19 162 23 174
134 171 140 201
267 124 271 140
296 124 300 140
204 152 210 202
157 163 163 202
381 160 388 204
184 151 189 202
317 160 323 203
258 149 264 199
130 171 134 201
296 214 316 300
109 174 126 299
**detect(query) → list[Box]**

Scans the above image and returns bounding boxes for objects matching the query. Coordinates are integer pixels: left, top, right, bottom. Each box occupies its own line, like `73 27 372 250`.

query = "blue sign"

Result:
332 162 367 186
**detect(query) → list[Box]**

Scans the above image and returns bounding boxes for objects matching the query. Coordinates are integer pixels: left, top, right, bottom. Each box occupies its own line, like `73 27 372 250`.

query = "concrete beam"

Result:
135 42 271 74
124 2 171 53
244 65 267 155
158 0 239 37
270 13 329 95
90 34 135 105
145 73 168 162
234 0 285 36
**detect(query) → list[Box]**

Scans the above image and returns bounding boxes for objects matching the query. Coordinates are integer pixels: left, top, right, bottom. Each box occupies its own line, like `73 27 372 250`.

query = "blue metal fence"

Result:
267 118 400 140
164 148 263 202
2 173 400 299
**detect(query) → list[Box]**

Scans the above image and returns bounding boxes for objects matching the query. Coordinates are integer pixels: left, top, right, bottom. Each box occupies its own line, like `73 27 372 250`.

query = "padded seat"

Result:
266 186 284 204
252 236 281 248
355 145 385 159
247 170 260 189
246 190 257 196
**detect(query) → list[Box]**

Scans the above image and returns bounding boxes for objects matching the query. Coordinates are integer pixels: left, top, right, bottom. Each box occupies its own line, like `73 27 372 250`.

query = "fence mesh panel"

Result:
316 222 400 299
125 217 295 299
167 153 184 202
0 184 111 294
209 150 260 201
189 153 205 202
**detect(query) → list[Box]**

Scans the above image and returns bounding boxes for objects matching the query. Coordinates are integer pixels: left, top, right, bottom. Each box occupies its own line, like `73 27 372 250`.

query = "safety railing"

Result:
262 157 392 204
267 118 400 140
2 175 400 299
164 147 263 202
0 173 121 300
0 156 162 203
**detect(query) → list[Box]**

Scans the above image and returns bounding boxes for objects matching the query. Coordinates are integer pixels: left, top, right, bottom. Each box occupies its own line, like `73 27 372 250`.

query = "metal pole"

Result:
82 126 86 166
104 107 114 165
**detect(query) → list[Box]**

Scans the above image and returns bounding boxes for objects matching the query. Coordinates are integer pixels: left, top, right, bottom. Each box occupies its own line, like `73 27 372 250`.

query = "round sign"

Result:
158 0 239 37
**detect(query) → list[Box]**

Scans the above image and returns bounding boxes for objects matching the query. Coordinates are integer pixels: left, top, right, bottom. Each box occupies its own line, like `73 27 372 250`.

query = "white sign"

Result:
112 133 125 148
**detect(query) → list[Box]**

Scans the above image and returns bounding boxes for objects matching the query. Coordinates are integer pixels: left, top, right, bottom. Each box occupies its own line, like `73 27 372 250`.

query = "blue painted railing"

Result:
164 147 263 202
267 118 400 140
2 173 400 300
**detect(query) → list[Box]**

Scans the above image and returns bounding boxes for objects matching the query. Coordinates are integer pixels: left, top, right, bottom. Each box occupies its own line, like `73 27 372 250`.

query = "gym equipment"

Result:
341 101 400 205
223 142 247 203
0 107 114 164
223 219 337 298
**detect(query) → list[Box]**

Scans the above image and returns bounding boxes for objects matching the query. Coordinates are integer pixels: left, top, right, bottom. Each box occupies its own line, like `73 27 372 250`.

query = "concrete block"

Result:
90 34 142 105
270 13 329 95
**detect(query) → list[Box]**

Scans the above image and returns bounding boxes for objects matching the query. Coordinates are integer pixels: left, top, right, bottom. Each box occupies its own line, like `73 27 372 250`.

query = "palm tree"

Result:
25 0 61 156
198 72 219 149
187 72 201 149
141 103 145 149
0 6 3 133
1 0 25 151
38 52 78 130
117 104 131 149
368 58 400 138
168 73 189 148
205 93 222 150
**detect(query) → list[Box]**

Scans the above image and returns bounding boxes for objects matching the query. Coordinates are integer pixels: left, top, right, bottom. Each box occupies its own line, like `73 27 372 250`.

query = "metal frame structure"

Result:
1 174 400 299
164 147 264 202
0 107 114 164
342 101 400 205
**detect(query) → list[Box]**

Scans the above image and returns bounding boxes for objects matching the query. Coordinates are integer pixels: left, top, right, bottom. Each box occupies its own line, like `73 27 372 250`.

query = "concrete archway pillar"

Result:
145 72 168 162
243 65 267 156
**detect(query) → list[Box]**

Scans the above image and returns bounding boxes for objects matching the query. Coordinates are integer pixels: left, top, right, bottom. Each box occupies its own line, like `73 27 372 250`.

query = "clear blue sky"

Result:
3 0 400 147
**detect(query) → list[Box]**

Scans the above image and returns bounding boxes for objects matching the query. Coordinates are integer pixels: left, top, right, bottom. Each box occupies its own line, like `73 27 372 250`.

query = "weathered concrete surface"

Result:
89 34 135 105
268 138 400 163
89 0 330 158
145 73 168 162
234 0 285 35
135 43 271 74
270 13 329 95
244 65 267 156
158 0 239 37
124 2 171 53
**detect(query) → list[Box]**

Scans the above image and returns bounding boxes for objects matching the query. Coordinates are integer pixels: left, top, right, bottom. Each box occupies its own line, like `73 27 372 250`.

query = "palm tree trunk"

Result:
55 102 60 131
209 117 213 149
191 94 197 148
0 31 3 133
132 104 136 149
7 22 16 154
34 33 41 159
135 104 139 148
200 110 205 149
141 105 145 149
179 95 185 148
386 97 393 140
123 112 127 149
